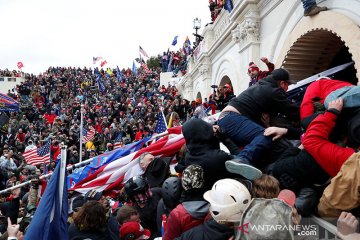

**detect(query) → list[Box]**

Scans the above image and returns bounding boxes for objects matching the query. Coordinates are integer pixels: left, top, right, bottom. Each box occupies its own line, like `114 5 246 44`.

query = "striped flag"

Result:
23 141 51 166
82 126 95 143
139 45 149 58
69 127 183 194
113 132 123 149
141 62 151 74
93 57 103 64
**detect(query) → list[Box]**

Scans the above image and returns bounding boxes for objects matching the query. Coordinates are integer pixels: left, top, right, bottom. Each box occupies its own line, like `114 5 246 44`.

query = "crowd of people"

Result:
0 1 358 237
0 69 22 78
0 58 358 239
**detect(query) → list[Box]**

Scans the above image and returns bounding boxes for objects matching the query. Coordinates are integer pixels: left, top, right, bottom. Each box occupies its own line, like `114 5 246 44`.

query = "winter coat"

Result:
177 118 240 191
163 201 209 240
175 219 234 240
228 75 299 125
303 110 354 177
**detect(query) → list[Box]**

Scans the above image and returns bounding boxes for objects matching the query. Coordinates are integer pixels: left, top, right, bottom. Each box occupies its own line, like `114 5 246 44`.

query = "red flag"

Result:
100 60 107 68
17 62 24 69
70 128 184 194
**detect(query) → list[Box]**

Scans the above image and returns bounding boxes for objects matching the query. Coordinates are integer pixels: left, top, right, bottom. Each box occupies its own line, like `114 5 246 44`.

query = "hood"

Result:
182 201 209 219
259 75 278 88
182 118 219 150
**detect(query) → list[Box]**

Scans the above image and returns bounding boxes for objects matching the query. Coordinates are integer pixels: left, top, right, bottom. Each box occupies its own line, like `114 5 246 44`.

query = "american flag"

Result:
113 132 123 149
141 62 151 74
69 127 183 194
82 126 96 143
23 141 51 166
93 57 103 64
154 111 167 134
139 45 149 58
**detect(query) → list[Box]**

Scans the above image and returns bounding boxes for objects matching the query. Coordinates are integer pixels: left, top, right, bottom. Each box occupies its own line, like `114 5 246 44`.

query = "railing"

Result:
310 216 338 239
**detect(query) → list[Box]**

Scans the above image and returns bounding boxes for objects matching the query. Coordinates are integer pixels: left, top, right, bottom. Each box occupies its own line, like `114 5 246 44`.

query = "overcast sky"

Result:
0 0 210 74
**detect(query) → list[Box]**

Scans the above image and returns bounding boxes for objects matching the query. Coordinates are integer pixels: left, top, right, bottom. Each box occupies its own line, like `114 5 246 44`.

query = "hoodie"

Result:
163 200 209 240
177 118 239 191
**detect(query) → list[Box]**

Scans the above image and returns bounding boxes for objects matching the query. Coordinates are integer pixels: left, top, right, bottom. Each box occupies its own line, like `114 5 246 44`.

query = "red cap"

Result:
120 222 151 239
278 189 296 207
248 63 259 74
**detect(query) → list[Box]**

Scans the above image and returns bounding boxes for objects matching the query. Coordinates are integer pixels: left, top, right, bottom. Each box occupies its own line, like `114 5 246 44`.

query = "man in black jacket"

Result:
217 68 299 180
176 118 241 192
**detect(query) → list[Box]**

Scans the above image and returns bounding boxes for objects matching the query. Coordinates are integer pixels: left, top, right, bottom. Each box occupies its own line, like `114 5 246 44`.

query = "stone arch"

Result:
213 58 239 90
219 75 232 87
195 92 202 100
274 11 360 84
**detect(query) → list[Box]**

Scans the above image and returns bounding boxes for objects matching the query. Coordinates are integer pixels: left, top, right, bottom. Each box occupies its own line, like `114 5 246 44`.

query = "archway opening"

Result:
219 75 233 88
196 92 202 101
281 29 357 85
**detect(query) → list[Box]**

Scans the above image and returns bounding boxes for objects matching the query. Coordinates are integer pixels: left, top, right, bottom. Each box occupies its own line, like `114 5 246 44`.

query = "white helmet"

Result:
203 178 251 223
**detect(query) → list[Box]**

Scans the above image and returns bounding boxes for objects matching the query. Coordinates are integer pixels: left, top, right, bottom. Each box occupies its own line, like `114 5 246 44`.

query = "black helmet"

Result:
124 175 148 198
162 177 182 210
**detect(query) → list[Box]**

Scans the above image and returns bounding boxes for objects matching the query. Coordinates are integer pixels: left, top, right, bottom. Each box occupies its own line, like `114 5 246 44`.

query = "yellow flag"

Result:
167 112 173 128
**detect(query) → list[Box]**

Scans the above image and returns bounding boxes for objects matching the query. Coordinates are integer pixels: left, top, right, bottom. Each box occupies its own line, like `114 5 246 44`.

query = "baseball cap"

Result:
84 189 103 202
120 222 151 239
271 68 296 84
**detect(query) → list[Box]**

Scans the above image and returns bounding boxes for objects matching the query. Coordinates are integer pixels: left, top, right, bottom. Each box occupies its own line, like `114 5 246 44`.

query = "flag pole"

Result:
59 143 67 210
79 104 84 163
0 130 172 194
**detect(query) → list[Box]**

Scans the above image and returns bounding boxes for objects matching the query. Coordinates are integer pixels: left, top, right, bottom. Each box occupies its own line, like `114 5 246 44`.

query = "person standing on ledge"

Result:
301 0 327 17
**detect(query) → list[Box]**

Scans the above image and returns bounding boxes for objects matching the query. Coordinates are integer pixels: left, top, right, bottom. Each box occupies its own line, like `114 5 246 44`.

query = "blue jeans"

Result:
301 0 316 12
217 112 272 163
162 62 168 72
325 86 360 109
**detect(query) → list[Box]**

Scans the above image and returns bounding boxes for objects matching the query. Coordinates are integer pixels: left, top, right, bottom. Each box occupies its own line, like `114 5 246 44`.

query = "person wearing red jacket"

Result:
163 165 209 240
248 57 275 87
300 78 353 128
43 110 57 125
303 98 360 217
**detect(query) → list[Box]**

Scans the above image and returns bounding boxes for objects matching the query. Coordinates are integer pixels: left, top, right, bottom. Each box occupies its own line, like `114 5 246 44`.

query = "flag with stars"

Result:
23 141 51 165
82 126 96 143
154 111 168 134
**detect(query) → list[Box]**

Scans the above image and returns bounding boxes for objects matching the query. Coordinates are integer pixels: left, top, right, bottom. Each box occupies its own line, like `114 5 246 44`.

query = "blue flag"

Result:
224 0 233 13
154 112 167 134
171 35 178 46
94 69 106 94
0 93 19 112
116 66 123 81
115 132 123 142
132 61 138 75
67 137 149 188
25 156 68 240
